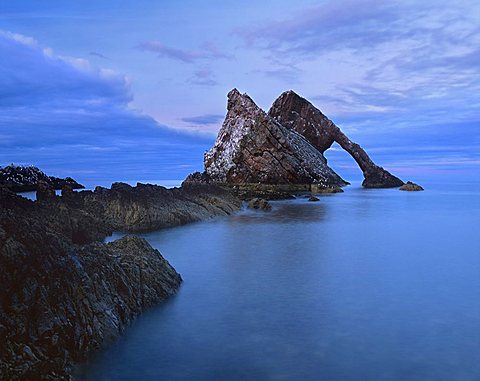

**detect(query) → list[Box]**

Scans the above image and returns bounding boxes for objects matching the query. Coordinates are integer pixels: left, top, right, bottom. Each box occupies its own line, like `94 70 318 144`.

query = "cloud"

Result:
0 30 212 183
181 114 224 125
188 68 218 86
237 0 480 121
89 51 109 59
137 40 231 63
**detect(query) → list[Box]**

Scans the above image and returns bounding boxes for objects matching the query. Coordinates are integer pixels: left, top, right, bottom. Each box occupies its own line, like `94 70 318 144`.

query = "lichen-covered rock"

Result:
399 181 424 191
204 89 347 188
268 90 404 188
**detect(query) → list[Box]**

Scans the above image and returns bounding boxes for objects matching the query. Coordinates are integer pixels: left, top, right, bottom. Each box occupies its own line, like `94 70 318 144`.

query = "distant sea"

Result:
73 177 480 380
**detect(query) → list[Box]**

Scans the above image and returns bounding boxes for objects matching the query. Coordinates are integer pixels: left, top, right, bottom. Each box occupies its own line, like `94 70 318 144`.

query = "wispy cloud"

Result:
89 51 109 59
237 0 480 123
181 114 224 125
137 40 232 63
188 68 218 86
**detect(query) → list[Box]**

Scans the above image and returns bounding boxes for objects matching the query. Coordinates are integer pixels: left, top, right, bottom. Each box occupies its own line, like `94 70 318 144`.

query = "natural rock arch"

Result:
268 90 404 188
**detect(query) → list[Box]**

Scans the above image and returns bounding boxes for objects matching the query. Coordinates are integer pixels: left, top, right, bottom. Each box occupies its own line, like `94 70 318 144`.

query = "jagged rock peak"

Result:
204 89 347 187
269 91 404 188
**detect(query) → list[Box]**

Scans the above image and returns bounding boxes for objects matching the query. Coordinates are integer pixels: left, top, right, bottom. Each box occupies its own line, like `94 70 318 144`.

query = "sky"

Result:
0 0 479 185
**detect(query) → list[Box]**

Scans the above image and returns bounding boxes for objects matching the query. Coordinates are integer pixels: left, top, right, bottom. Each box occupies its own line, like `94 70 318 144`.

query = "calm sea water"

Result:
76 180 480 381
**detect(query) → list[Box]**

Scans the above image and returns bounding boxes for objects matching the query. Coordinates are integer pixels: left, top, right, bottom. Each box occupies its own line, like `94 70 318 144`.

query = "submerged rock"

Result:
399 181 424 191
248 197 272 211
204 89 347 188
308 196 320 202
268 90 404 188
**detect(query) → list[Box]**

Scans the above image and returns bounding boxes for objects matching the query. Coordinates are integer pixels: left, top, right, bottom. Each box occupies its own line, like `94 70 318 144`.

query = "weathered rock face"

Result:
0 164 84 192
268 91 404 188
204 89 347 188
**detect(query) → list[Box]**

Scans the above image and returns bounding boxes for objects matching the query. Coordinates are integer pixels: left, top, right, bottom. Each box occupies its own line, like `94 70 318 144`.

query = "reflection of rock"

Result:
0 164 84 192
268 90 404 188
204 89 347 188
248 197 272 211
308 196 320 202
399 181 424 191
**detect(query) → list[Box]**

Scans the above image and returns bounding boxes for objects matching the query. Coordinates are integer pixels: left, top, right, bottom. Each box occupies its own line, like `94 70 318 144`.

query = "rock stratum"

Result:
0 181 241 380
0 165 84 192
187 89 404 193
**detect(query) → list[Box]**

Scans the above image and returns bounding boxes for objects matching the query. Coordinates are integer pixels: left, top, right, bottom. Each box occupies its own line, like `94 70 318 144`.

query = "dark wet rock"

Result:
36 180 56 201
248 198 272 211
0 181 241 380
204 89 347 189
308 196 320 202
61 183 75 198
399 181 424 191
0 164 84 192
268 91 404 188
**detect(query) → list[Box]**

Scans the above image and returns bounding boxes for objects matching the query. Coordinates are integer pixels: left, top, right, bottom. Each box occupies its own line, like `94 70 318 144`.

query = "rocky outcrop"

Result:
268 90 404 188
74 182 241 232
399 181 424 191
0 181 241 380
204 89 347 190
0 164 84 192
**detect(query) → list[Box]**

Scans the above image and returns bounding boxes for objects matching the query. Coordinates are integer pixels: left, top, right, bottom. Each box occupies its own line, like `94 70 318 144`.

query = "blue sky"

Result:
0 0 479 184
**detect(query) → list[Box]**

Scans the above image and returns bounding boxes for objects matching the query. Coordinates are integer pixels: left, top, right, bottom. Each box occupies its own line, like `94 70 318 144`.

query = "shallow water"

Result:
77 180 480 381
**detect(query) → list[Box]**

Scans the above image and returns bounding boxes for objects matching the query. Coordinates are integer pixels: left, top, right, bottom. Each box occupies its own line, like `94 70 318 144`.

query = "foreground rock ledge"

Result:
0 182 241 380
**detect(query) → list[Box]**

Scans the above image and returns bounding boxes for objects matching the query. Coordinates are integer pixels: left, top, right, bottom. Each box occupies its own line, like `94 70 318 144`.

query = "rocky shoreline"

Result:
0 181 241 380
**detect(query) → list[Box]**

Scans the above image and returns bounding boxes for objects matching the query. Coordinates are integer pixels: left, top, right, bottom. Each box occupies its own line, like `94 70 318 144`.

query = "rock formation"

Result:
204 89 347 190
0 164 84 192
268 91 404 188
0 180 241 380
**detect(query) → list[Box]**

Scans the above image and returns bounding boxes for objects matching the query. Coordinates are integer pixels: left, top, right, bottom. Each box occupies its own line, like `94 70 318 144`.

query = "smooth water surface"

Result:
77 181 480 381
